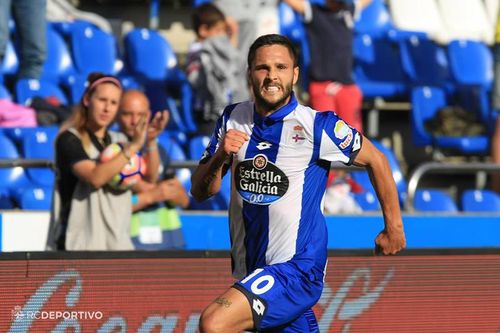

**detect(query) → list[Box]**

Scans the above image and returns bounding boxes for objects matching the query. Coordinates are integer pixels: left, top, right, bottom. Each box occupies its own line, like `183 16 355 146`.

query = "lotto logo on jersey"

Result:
235 154 289 205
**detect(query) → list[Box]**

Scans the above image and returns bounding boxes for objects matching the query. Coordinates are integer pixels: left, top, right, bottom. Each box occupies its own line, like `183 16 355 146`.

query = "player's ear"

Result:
292 66 299 86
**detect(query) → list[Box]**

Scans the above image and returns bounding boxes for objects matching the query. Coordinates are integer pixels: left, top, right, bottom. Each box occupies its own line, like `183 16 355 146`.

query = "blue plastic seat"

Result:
65 24 118 103
189 135 211 160
414 189 458 212
353 34 408 99
124 28 196 133
354 190 380 211
0 188 14 209
399 35 452 88
20 126 58 187
354 0 394 38
411 86 489 154
447 40 494 125
70 25 117 76
40 24 75 84
0 133 32 194
461 189 500 212
15 78 68 106
17 186 53 210
1 40 18 79
0 82 11 99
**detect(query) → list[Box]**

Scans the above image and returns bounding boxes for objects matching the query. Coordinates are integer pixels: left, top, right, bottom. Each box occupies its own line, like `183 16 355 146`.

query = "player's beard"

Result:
252 79 293 115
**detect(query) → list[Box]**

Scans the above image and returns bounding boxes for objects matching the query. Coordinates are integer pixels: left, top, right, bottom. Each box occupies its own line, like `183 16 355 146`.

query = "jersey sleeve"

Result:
316 111 362 165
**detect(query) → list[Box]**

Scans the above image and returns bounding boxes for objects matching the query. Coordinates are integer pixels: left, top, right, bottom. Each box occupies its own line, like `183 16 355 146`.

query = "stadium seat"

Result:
353 34 408 99
447 40 494 88
0 188 14 209
0 133 32 194
354 191 380 211
189 135 211 160
437 0 494 45
0 82 11 100
355 0 394 38
388 0 450 44
40 24 75 84
461 189 500 212
157 133 190 187
414 189 458 212
17 186 53 210
20 126 58 187
69 24 117 76
124 28 196 133
65 24 118 103
1 40 18 79
399 34 452 87
411 86 489 154
15 78 68 106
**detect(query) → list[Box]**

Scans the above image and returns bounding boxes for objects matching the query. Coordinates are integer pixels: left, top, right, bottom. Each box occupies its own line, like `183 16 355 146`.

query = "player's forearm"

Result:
143 141 160 183
190 151 227 201
366 152 403 232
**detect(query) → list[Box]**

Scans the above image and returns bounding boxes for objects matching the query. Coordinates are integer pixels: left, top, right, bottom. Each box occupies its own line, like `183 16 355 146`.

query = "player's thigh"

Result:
200 286 254 332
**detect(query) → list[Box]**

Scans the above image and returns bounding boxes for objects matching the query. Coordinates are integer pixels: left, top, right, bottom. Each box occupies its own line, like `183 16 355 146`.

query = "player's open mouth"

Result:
263 85 280 93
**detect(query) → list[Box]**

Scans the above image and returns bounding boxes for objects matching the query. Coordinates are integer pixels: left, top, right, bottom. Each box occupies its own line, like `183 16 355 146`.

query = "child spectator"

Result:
186 3 249 135
283 0 371 132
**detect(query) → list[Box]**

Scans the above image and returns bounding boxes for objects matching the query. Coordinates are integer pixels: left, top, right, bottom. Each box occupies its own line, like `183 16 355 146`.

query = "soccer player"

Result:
191 34 406 333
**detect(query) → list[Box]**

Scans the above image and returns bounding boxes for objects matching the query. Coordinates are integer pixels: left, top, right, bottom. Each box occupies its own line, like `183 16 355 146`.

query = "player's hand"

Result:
147 110 169 142
220 129 249 156
374 226 406 256
130 113 148 151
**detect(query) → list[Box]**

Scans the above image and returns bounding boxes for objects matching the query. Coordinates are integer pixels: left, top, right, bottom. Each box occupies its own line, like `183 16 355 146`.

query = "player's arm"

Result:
352 136 406 255
72 142 142 189
143 110 169 183
191 129 248 202
73 115 148 189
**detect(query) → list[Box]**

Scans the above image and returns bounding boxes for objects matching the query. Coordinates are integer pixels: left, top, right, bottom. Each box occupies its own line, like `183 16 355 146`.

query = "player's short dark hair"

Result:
247 34 299 69
192 3 226 36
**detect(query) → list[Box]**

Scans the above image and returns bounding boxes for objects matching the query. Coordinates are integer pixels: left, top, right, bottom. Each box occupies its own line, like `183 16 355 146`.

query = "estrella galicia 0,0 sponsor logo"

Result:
235 154 289 204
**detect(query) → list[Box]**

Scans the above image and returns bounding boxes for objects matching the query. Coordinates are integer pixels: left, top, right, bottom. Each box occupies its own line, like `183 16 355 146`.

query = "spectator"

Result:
47 0 113 33
213 0 279 69
0 0 46 79
283 0 371 132
47 73 147 251
186 3 249 135
118 90 189 250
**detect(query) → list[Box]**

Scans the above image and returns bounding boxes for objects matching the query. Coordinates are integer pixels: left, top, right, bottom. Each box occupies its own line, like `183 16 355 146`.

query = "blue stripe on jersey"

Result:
242 110 286 273
205 103 239 157
293 112 329 275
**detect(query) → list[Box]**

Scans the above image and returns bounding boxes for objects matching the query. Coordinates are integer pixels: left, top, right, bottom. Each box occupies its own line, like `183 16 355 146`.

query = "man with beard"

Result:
191 34 406 333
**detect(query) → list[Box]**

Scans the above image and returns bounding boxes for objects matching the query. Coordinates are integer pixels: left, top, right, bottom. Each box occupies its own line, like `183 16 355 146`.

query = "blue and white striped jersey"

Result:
202 94 362 279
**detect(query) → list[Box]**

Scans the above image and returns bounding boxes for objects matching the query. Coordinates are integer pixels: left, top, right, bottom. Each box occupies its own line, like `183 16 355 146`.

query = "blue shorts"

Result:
233 262 323 332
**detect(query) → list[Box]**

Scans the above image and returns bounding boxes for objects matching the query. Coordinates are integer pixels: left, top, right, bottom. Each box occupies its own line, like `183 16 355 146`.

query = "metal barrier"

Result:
406 162 500 212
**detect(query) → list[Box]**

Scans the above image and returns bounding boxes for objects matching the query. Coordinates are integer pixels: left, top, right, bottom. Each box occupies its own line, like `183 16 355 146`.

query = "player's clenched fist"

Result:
374 226 406 256
221 129 249 155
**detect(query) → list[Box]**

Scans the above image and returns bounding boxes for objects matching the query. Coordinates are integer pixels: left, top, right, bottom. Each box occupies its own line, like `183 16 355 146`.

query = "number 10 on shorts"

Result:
241 268 275 295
